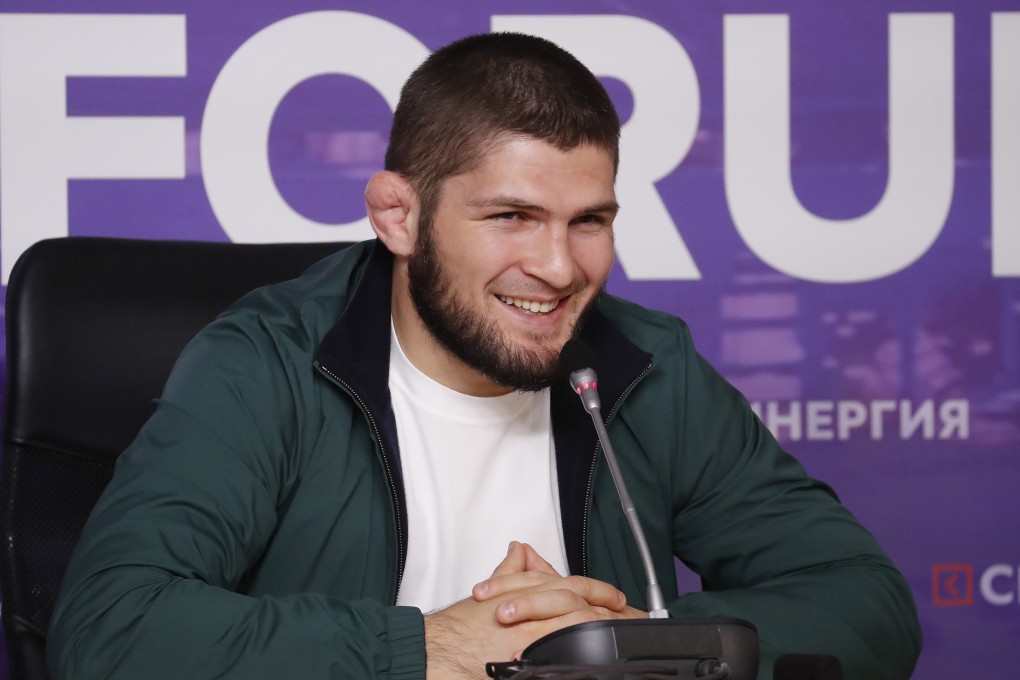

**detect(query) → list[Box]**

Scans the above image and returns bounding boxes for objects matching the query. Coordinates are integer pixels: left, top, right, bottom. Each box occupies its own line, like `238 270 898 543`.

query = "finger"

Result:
521 543 561 576
489 541 528 578
553 575 628 611
499 574 627 614
474 541 559 601
496 589 609 624
474 568 559 601
474 542 532 601
481 573 627 612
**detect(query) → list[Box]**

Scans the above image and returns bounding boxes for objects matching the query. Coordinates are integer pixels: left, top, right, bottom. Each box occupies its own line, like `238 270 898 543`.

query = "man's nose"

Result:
520 225 577 290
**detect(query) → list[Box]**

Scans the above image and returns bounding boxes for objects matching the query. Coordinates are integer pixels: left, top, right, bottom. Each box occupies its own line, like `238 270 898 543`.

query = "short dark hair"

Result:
385 32 620 223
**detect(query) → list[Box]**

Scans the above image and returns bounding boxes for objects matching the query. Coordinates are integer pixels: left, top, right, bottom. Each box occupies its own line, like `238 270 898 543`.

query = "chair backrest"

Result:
0 237 352 680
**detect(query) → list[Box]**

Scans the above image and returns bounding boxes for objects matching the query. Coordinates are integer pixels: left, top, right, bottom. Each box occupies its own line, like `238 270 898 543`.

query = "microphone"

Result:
483 340 759 680
559 339 668 618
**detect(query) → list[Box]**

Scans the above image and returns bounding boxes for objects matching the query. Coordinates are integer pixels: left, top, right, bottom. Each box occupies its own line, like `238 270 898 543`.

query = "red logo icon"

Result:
933 563 973 606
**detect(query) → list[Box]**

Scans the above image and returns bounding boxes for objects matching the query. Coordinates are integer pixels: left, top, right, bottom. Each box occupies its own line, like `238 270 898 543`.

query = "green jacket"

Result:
49 240 921 679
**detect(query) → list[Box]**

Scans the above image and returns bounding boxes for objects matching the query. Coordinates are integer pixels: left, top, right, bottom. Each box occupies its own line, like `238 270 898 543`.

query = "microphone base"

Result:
487 617 759 680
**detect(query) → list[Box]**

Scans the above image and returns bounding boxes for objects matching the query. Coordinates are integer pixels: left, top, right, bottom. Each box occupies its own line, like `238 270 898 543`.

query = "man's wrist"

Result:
424 609 478 679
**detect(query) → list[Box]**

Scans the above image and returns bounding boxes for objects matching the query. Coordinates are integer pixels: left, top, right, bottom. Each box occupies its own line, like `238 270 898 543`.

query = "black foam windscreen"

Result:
558 338 597 377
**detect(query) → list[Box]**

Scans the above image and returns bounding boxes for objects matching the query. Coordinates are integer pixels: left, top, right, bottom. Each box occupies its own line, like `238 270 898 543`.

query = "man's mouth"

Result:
497 294 561 314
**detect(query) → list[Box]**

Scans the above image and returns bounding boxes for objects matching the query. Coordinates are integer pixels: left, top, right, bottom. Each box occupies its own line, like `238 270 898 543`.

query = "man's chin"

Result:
470 339 561 392
509 339 568 366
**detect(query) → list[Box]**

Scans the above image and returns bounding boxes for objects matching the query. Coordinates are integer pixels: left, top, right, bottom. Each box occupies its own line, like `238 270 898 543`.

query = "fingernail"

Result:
474 580 489 597
500 601 516 620
507 541 517 555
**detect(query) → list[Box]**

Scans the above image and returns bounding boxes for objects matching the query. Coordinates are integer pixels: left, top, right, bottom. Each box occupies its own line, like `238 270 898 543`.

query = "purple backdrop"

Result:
1 1 1018 678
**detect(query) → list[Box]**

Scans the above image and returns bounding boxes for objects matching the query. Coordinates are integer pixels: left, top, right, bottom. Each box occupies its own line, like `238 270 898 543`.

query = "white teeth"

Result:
499 295 559 314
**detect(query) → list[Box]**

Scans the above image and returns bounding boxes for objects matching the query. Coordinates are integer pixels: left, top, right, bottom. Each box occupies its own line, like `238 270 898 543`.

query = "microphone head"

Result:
559 339 599 403
559 339 597 377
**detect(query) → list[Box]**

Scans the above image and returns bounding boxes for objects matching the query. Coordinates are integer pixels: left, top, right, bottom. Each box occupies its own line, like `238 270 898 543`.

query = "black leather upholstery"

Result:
0 237 352 680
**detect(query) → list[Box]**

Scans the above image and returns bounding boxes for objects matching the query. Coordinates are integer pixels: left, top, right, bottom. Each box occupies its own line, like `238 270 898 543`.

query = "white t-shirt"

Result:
389 325 569 612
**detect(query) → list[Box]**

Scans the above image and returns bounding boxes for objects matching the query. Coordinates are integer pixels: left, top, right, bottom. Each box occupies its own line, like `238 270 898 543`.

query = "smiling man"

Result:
383 137 616 396
49 33 921 680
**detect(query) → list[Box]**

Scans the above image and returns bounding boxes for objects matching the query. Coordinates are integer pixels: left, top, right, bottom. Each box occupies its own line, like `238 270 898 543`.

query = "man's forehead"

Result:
422 134 616 218
457 135 614 178
458 132 615 174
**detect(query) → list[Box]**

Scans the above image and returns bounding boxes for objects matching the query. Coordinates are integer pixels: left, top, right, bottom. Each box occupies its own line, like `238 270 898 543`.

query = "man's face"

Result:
406 136 617 393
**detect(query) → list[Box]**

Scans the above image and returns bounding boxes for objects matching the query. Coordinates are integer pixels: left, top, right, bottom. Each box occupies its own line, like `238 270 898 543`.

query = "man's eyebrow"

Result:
468 196 620 216
581 201 621 216
468 196 549 213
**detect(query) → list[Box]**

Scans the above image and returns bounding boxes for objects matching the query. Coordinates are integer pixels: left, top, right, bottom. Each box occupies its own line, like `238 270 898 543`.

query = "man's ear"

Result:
365 171 418 257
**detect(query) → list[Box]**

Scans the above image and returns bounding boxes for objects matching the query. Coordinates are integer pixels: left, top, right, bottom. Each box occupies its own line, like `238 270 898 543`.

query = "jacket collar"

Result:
314 240 652 576
314 241 408 569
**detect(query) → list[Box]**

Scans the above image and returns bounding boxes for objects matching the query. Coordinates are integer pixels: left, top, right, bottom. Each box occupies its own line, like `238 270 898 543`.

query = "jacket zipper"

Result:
316 363 405 603
580 360 654 578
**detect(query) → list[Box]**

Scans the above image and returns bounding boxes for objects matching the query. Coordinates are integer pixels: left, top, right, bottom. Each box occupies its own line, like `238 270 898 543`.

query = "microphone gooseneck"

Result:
559 339 668 619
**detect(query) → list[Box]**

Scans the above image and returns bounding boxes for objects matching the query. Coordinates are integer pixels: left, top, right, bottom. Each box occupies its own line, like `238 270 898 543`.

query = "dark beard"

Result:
406 223 595 392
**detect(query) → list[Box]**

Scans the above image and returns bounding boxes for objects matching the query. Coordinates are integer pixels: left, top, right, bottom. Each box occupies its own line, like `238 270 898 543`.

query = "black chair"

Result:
0 237 352 680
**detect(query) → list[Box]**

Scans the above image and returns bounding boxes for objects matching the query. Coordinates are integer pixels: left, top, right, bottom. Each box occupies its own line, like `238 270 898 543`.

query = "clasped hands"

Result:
424 541 646 679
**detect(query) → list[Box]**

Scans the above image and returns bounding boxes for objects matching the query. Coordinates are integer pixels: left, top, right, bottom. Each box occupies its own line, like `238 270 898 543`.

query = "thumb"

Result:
488 541 529 578
521 543 560 576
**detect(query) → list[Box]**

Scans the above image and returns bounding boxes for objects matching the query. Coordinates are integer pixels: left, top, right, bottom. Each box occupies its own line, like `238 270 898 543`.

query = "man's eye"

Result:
575 214 605 226
493 212 521 221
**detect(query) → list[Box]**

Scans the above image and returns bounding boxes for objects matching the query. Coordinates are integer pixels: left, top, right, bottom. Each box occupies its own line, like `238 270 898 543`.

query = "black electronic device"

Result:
487 617 759 680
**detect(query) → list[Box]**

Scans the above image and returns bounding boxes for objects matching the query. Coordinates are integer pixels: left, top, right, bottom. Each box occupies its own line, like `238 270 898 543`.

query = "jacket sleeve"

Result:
47 314 425 680
658 325 921 680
